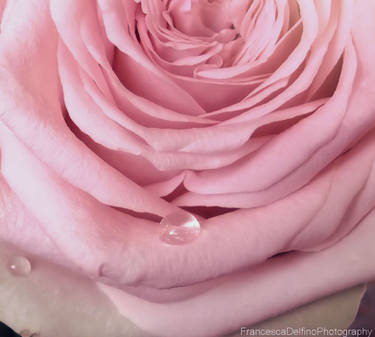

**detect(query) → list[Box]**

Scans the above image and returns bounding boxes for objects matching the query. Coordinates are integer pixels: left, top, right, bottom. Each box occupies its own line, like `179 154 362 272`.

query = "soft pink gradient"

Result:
0 0 375 336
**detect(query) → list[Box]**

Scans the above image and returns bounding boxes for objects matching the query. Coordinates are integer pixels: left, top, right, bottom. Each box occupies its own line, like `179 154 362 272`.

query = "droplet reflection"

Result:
160 210 201 245
7 255 31 277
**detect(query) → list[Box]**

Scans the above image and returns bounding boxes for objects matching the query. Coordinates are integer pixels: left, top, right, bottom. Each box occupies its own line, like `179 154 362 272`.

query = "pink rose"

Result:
0 0 375 336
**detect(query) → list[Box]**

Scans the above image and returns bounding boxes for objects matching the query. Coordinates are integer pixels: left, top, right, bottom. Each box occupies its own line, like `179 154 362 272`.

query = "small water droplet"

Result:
7 256 31 277
160 211 201 245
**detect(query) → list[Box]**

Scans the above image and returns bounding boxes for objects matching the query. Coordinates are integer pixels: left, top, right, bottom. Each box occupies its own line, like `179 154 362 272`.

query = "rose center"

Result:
167 0 238 37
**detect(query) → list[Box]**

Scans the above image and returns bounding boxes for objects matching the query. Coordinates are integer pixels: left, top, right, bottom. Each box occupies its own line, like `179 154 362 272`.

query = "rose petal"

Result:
99 208 375 336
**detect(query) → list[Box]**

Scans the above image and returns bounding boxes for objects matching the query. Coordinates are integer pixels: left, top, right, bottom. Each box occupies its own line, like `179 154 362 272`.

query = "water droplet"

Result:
7 256 31 277
160 211 201 245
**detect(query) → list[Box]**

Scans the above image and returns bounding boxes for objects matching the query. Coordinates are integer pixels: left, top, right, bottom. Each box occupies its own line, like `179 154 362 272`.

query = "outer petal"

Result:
0 242 366 337
100 209 375 337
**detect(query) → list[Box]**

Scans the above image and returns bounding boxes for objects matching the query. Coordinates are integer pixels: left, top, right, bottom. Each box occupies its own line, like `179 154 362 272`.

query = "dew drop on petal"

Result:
7 256 31 277
159 210 201 245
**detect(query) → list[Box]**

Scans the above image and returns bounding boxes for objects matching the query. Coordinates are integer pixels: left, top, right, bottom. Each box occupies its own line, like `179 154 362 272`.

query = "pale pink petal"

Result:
99 209 375 337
